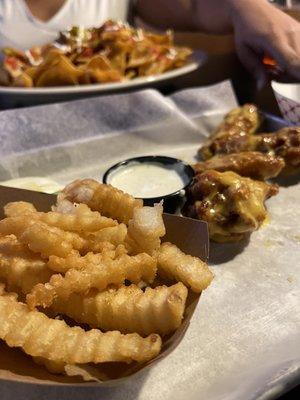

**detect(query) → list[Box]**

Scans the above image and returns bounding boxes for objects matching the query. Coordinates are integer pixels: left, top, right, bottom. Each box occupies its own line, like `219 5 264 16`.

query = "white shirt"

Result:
0 0 131 50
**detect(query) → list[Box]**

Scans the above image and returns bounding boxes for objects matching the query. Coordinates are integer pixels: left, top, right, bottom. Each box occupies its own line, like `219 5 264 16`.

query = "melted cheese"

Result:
203 171 272 242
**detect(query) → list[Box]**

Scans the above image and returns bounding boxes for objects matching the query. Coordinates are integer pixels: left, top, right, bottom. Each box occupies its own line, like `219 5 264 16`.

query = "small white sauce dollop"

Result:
107 162 188 198
0 177 63 194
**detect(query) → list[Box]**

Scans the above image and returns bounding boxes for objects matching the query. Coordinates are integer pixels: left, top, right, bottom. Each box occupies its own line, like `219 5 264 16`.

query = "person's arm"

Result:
136 0 300 84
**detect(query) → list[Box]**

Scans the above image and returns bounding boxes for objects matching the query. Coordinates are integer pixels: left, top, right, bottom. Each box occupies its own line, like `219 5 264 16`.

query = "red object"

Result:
81 48 93 57
263 55 285 79
4 56 19 71
263 55 277 67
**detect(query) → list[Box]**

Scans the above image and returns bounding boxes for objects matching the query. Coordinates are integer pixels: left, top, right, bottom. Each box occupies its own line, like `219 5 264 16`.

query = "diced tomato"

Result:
81 48 93 57
4 57 19 70
157 53 168 61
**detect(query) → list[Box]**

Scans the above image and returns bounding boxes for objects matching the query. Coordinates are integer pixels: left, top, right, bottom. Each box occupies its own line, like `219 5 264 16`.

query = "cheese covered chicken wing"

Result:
182 170 278 242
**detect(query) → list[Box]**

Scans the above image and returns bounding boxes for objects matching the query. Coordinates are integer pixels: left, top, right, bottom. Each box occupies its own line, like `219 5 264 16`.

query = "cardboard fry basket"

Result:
0 185 209 386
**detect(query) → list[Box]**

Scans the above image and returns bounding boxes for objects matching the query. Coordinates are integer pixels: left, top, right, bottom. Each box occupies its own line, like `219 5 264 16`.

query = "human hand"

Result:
229 0 300 87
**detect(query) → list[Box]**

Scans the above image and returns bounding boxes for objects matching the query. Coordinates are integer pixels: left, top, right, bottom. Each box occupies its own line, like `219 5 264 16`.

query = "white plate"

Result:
0 61 200 108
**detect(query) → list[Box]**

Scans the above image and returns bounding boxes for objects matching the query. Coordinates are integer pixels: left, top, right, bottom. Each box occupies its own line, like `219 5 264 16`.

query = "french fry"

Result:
84 224 127 250
5 201 117 232
38 209 116 232
41 202 117 232
82 240 117 255
47 244 128 273
158 243 213 293
47 252 103 273
58 179 143 224
0 234 31 256
33 357 66 374
19 222 87 258
27 253 157 309
51 283 188 337
0 285 162 364
47 246 119 274
127 204 166 255
0 215 36 236
4 201 37 217
0 217 87 258
0 236 52 294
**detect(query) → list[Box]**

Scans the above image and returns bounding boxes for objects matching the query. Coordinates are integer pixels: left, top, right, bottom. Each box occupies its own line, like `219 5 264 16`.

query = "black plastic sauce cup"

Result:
102 155 195 214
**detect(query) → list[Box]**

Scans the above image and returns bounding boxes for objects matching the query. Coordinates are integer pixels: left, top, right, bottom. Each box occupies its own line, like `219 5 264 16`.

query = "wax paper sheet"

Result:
0 81 299 400
0 89 201 183
169 80 238 119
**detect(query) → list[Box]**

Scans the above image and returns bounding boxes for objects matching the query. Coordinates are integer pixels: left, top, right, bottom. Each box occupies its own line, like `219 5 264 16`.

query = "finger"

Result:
263 33 300 79
236 43 268 89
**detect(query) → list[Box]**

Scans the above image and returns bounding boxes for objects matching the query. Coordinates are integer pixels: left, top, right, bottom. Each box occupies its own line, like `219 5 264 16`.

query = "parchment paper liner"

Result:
0 185 209 385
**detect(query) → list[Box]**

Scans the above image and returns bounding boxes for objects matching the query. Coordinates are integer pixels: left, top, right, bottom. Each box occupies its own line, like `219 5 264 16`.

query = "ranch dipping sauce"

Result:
0 177 63 194
107 162 190 198
103 156 195 213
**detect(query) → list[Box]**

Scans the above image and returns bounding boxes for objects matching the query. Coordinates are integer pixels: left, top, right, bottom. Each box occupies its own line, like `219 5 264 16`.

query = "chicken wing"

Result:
193 152 285 180
182 170 278 242
198 104 262 160
199 123 300 176
257 127 300 175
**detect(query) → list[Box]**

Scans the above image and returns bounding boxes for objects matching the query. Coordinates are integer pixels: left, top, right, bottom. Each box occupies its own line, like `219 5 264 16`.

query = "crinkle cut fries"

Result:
0 179 213 378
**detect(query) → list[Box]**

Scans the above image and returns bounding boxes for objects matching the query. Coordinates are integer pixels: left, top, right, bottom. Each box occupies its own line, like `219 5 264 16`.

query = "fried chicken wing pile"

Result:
0 179 213 377
182 170 278 242
198 105 300 176
189 104 300 241
0 21 192 87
